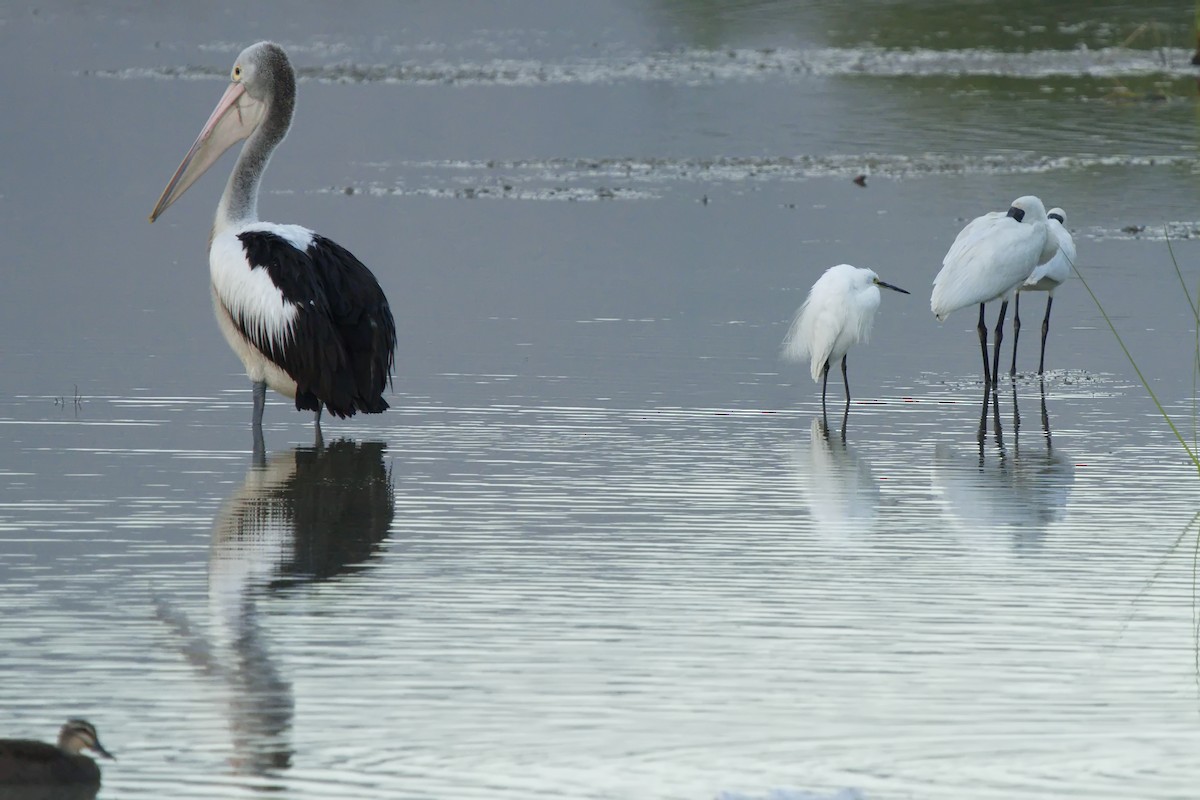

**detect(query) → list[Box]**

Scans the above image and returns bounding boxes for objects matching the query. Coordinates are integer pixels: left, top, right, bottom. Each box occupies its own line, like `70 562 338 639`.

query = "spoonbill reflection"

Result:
1011 208 1074 376
149 42 396 435
930 381 1074 552
932 196 1058 385
782 264 909 409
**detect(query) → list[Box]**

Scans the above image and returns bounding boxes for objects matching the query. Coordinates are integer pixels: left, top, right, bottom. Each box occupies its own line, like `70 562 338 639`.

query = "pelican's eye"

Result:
232 65 243 81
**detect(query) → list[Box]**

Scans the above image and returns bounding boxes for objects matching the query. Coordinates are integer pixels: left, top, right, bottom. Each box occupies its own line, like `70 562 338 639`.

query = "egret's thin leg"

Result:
977 303 991 386
839 402 849 444
252 380 266 429
1038 296 1054 375
991 299 1009 386
1010 292 1022 377
841 354 850 406
821 360 830 413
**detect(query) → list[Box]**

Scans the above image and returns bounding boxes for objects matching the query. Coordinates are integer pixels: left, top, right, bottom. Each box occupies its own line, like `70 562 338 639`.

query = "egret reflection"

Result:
791 412 880 536
932 381 1074 551
156 441 393 779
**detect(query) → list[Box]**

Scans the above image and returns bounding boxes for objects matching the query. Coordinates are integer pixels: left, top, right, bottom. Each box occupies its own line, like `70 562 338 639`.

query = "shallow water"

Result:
3 2 1200 799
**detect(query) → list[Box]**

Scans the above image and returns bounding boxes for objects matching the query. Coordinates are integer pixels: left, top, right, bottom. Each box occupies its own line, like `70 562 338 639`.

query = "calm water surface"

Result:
3 2 1200 799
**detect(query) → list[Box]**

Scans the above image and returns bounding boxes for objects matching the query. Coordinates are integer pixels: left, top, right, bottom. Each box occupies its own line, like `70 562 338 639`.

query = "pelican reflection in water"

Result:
931 380 1074 552
156 441 394 777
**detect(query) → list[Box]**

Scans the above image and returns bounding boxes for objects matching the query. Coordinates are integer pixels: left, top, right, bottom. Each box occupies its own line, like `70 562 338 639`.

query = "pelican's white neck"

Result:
212 53 295 238
214 126 270 235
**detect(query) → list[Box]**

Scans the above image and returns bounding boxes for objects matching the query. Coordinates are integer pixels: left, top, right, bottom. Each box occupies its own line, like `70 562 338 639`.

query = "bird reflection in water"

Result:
156 440 393 779
932 380 1074 551
792 408 880 537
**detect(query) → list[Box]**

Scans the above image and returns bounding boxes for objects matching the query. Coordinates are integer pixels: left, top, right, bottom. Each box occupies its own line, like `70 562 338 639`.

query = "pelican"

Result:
931 195 1058 386
149 42 396 434
1011 207 1074 376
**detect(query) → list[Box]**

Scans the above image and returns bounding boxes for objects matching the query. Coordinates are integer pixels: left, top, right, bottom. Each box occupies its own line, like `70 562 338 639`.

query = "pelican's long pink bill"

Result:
149 81 261 222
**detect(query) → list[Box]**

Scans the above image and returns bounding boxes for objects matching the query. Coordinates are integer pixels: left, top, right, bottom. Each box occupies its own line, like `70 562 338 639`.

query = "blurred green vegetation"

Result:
649 0 1195 52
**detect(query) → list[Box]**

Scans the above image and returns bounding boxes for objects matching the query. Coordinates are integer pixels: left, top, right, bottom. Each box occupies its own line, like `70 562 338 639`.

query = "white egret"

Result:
782 263 909 408
1011 207 1074 376
931 195 1058 385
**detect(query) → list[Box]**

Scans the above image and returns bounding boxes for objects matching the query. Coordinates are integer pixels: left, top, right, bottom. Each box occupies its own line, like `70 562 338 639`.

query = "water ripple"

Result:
2 386 1199 799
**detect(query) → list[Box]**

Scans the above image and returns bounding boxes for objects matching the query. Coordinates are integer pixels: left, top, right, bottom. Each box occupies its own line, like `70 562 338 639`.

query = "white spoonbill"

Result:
782 264 909 408
149 42 396 434
931 195 1058 385
1011 207 1074 376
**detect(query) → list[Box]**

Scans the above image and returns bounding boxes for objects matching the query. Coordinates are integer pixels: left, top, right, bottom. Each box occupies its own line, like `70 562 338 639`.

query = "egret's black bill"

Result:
875 280 910 295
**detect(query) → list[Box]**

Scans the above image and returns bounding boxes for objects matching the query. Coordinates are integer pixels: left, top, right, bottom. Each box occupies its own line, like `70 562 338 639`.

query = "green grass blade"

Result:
1165 233 1198 319
1071 253 1200 473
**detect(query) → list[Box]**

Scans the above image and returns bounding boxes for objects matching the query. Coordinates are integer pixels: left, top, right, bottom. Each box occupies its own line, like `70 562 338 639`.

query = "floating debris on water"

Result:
84 45 1200 87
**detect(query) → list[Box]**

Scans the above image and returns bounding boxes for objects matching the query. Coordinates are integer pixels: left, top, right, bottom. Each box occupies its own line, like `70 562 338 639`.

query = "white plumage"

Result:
932 196 1057 321
1023 208 1073 293
782 263 908 405
209 224 303 351
1011 207 1074 375
930 195 1058 384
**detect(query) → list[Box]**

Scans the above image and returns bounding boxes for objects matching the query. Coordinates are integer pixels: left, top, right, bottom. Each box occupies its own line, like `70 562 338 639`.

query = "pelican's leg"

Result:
977 303 991 386
991 299 1009 386
251 380 267 462
1010 292 1021 377
1038 296 1054 375
841 354 850 407
252 427 266 467
252 380 267 429
314 406 324 449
